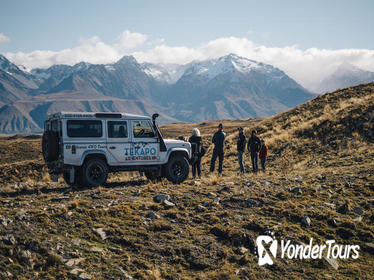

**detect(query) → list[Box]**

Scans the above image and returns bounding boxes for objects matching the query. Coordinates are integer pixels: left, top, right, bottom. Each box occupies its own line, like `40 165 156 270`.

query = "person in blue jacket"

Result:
210 123 226 174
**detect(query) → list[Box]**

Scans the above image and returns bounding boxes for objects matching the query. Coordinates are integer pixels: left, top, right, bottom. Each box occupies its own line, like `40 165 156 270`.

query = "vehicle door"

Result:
105 120 131 165
128 119 160 164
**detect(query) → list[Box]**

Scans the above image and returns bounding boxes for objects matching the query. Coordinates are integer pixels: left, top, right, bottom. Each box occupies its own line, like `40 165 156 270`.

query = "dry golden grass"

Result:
0 83 373 279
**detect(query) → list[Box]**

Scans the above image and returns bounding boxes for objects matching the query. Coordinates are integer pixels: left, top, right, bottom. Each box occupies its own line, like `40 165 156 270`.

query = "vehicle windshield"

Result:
133 120 155 138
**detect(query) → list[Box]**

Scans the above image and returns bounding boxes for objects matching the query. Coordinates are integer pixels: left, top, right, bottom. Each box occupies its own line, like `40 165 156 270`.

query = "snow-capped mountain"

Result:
183 54 281 80
164 54 313 121
0 53 315 133
316 62 374 93
0 55 39 104
141 62 189 84
31 62 92 92
32 62 91 80
0 54 39 90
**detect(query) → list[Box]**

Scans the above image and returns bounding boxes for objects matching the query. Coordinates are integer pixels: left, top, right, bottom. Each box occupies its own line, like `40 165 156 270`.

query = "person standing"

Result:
247 130 261 173
189 128 203 178
259 139 268 172
237 127 246 173
210 123 226 174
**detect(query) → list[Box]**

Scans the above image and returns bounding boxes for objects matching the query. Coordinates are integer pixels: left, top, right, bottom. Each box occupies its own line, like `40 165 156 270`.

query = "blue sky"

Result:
1 0 374 89
1 0 373 52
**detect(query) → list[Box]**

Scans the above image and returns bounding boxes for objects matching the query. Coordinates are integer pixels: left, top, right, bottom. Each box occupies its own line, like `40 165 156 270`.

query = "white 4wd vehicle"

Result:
42 112 192 187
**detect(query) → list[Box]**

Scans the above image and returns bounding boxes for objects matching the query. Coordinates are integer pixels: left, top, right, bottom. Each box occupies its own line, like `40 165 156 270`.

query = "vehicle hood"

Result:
164 139 191 150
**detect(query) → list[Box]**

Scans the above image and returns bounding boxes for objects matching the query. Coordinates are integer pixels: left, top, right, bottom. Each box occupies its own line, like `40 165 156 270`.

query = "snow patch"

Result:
184 54 278 80
31 71 51 79
141 63 188 84
143 67 163 78
105 65 115 71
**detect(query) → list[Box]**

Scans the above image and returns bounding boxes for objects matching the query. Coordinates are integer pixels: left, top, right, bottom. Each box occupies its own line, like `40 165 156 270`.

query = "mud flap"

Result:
69 167 75 184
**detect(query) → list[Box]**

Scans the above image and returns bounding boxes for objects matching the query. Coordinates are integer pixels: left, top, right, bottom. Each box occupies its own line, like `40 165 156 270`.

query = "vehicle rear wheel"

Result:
81 159 108 187
164 155 189 184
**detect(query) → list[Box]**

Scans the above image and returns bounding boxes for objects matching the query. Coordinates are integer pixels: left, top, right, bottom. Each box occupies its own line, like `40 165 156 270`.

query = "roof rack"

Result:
46 112 151 120
95 113 122 118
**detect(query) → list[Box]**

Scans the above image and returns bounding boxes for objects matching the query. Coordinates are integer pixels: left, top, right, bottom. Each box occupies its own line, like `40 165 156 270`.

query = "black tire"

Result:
164 155 189 184
42 133 48 161
144 170 161 182
42 131 59 162
81 159 108 187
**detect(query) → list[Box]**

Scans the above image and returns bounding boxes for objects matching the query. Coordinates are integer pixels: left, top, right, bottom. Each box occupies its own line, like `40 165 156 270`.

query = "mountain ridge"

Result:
315 62 374 93
0 53 315 133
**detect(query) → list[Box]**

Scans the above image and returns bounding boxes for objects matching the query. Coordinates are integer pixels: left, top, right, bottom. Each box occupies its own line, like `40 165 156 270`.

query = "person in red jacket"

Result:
259 139 268 172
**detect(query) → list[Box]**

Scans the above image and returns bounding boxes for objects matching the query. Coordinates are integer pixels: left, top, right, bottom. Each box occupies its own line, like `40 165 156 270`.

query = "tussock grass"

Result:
0 83 373 279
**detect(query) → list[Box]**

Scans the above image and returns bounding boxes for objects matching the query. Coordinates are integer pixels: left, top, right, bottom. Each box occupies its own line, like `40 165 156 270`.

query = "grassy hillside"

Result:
0 83 373 279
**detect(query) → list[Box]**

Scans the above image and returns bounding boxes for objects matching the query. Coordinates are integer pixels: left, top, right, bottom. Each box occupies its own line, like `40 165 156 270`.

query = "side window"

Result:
51 120 58 132
132 120 155 138
67 120 102 138
108 121 128 138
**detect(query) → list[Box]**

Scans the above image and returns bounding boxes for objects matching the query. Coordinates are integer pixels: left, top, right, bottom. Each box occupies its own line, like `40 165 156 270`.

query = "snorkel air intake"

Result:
152 113 167 152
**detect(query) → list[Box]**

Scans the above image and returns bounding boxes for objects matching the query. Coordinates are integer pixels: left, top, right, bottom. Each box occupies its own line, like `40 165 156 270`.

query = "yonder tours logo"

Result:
256 234 360 266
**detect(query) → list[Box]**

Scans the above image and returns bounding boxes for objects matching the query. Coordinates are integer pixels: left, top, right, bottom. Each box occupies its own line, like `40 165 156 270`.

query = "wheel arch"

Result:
168 150 189 161
80 150 108 166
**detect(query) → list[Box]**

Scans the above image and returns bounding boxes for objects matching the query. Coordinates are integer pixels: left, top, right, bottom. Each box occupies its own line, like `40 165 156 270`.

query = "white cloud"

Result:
114 30 148 51
0 33 10 44
133 37 374 90
5 30 148 70
4 30 374 91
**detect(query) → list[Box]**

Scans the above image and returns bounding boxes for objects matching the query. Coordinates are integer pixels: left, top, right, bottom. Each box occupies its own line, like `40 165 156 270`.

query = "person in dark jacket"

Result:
247 130 261 173
237 127 246 173
210 123 226 174
189 128 203 178
259 139 268 172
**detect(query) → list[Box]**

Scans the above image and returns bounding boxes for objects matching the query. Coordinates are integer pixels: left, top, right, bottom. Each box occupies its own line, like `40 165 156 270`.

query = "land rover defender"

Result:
42 112 192 187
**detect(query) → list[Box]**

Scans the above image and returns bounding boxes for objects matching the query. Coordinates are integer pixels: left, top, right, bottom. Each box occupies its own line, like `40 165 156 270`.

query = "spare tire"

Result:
42 133 48 161
42 131 59 162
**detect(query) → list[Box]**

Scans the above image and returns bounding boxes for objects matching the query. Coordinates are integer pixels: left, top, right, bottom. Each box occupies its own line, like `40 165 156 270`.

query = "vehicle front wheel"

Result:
81 159 108 187
164 155 189 184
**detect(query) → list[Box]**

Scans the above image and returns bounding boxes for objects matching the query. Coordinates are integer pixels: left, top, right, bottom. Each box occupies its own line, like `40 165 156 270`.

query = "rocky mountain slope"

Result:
0 54 314 133
0 83 373 279
0 55 38 104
